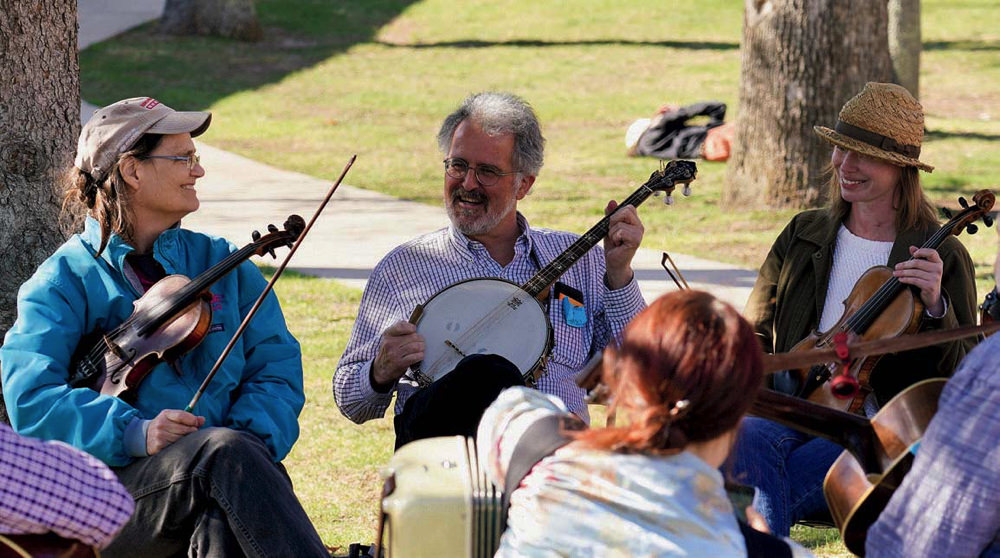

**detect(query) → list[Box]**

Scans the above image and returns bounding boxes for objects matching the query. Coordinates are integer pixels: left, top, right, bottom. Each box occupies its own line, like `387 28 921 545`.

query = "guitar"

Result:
407 161 698 387
786 190 994 412
751 380 943 557
0 533 97 558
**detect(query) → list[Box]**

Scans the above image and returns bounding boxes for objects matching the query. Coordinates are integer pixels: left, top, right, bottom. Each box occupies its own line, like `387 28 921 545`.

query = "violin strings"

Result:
77 240 262 376
844 223 953 334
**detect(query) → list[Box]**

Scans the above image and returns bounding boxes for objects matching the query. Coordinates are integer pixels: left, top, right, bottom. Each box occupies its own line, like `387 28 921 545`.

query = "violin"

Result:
786 190 994 412
68 215 305 400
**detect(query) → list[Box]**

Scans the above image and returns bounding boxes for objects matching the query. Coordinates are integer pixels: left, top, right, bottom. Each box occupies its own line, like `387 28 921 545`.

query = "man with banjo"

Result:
333 92 648 448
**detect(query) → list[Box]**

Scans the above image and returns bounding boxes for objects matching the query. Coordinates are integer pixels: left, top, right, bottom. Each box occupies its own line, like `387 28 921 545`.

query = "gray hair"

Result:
436 92 545 176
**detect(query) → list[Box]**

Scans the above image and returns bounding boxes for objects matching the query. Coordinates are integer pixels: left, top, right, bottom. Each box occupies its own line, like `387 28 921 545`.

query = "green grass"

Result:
80 0 1000 295
81 1 1000 554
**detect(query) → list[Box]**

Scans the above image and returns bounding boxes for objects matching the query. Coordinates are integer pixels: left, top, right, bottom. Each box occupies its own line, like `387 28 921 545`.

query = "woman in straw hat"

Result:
478 290 815 557
0 97 330 556
729 82 978 536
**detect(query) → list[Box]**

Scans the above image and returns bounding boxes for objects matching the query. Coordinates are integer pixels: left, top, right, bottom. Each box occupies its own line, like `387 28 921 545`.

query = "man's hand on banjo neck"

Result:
603 201 645 289
371 321 425 391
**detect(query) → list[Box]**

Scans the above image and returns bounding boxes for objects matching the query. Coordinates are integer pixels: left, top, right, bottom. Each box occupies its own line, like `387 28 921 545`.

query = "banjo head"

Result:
412 278 551 385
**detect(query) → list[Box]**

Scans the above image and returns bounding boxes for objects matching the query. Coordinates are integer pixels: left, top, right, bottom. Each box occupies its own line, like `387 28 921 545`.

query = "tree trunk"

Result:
724 0 894 209
888 0 921 98
160 0 263 42
0 0 81 423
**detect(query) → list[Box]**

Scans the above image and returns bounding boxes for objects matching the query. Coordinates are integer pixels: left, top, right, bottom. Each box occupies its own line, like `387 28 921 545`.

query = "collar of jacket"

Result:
82 216 182 278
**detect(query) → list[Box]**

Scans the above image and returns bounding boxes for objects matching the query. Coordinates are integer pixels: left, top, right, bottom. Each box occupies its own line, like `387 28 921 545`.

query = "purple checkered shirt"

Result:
0 423 134 548
333 213 645 423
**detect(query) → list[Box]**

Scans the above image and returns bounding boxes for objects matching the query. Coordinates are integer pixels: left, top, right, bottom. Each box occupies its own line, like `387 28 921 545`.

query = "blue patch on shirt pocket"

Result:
561 296 587 328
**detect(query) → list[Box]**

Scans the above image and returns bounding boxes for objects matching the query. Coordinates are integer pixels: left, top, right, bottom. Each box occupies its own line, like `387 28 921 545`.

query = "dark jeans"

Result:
729 417 842 536
394 354 525 450
107 427 328 558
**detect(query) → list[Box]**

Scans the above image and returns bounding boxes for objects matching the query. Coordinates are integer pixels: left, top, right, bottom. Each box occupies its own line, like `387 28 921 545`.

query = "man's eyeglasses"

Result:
139 153 201 171
444 158 519 186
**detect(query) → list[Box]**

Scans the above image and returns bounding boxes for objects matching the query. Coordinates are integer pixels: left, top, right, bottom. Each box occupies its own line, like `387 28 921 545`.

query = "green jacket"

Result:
746 209 978 405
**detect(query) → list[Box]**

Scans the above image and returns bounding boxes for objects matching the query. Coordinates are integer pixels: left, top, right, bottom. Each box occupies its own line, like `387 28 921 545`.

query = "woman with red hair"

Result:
477 290 813 557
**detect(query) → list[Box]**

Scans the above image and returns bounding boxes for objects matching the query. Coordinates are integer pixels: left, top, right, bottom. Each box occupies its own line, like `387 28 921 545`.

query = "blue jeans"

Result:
729 417 844 536
107 428 328 558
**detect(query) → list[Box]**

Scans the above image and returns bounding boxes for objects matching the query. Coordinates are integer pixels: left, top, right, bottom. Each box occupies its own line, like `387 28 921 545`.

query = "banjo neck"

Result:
521 160 697 298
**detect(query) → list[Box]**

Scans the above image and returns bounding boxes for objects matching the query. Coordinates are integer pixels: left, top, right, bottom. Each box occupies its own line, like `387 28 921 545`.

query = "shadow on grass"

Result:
375 38 738 50
80 0 421 111
926 129 1000 142
924 40 1000 51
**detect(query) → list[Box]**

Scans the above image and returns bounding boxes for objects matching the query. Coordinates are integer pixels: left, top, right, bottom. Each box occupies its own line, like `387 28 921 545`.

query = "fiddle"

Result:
68 215 305 401
786 190 994 412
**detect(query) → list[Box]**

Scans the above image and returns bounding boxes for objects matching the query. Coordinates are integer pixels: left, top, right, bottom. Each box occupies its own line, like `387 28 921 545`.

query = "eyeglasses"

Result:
443 158 519 186
139 153 201 171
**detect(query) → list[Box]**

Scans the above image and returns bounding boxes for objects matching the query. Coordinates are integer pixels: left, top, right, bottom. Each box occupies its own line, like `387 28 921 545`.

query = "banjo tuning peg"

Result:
682 185 692 196
664 194 674 206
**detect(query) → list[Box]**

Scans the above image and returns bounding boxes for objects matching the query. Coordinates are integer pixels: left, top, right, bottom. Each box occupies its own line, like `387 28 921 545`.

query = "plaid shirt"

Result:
0 423 134 548
866 333 1000 557
333 213 645 423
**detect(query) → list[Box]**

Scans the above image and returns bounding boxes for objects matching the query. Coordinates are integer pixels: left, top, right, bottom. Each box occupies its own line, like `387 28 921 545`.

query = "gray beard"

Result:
446 190 517 237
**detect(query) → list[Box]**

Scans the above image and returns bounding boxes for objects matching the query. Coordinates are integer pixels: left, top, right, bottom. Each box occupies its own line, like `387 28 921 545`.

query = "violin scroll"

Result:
250 215 305 259
944 189 994 238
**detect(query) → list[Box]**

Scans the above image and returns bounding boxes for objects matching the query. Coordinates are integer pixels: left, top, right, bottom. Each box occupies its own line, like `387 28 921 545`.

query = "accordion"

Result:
378 436 505 558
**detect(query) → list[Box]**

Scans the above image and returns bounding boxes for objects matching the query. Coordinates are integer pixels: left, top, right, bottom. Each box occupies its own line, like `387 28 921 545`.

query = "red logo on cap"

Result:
140 98 161 110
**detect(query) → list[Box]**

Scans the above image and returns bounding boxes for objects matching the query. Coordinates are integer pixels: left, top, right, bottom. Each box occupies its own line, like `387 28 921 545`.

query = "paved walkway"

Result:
76 0 757 308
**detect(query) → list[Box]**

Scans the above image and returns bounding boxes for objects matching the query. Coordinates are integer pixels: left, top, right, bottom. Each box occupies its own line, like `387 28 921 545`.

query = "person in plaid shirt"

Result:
0 422 133 548
334 92 647 448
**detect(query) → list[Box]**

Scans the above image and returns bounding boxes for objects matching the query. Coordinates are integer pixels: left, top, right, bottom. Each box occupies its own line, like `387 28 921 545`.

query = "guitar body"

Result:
823 378 945 557
791 266 921 412
410 278 551 387
0 534 98 558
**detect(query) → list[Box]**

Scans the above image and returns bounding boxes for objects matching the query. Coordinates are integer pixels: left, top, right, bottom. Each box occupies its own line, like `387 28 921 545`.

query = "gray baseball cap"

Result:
75 97 212 180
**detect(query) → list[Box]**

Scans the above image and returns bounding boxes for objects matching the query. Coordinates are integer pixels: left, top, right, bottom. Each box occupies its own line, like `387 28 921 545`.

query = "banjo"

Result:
407 160 698 387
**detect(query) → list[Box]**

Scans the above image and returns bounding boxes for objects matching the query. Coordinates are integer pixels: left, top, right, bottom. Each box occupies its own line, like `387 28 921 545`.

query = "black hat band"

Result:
834 120 920 159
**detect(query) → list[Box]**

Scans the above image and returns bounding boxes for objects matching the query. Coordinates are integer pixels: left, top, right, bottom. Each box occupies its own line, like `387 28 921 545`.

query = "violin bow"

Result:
761 321 1000 374
184 154 357 413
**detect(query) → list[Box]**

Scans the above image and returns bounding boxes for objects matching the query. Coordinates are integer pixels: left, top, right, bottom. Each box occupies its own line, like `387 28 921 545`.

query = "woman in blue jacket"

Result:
0 97 329 557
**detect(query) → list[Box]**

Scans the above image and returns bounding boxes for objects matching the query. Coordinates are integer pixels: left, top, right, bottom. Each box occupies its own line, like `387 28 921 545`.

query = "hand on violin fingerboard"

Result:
893 246 945 316
147 410 205 455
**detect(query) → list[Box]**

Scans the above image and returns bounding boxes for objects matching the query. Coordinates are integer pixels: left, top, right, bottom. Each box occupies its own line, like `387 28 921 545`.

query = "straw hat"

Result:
814 82 933 172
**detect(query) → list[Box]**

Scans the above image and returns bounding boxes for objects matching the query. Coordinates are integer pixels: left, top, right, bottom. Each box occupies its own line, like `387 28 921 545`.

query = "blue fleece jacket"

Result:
1 217 304 466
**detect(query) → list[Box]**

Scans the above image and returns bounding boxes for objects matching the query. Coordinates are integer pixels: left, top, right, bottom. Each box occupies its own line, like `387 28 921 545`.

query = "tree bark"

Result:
160 0 263 42
888 0 921 98
724 0 894 209
0 0 81 422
